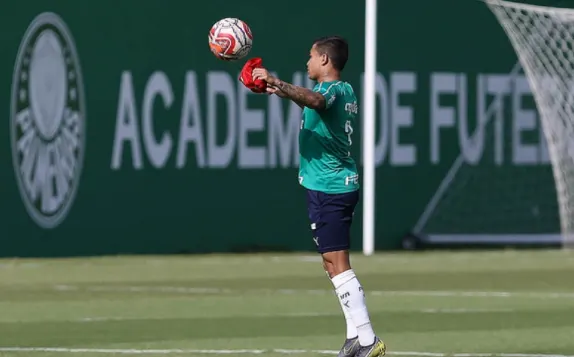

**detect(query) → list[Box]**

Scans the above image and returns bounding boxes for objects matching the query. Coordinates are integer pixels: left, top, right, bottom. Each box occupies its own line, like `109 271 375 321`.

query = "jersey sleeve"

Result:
314 83 338 109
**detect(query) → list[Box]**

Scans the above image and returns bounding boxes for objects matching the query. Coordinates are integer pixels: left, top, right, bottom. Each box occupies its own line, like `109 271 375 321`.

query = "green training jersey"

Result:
298 80 359 194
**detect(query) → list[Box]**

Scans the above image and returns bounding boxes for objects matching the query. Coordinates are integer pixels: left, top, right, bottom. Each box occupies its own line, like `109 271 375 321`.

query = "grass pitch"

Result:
0 250 573 357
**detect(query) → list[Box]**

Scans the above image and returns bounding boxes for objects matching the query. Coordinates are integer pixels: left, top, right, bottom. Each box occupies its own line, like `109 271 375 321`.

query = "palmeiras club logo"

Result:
10 12 86 229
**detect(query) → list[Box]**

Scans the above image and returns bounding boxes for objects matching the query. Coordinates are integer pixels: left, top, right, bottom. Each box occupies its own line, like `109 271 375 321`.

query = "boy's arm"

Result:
254 68 326 110
269 78 326 110
266 86 304 109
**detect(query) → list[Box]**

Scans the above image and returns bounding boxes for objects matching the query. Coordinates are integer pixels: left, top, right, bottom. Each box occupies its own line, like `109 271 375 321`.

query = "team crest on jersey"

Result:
10 12 86 229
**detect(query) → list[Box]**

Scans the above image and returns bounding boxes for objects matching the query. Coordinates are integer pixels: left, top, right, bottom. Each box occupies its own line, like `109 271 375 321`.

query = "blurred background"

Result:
3 0 573 257
1 1 574 356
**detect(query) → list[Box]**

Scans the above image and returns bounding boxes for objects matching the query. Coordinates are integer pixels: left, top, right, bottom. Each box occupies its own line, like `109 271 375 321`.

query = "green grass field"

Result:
0 250 573 357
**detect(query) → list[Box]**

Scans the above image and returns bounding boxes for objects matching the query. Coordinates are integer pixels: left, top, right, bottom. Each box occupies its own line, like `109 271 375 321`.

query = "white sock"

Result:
329 273 358 339
331 269 376 346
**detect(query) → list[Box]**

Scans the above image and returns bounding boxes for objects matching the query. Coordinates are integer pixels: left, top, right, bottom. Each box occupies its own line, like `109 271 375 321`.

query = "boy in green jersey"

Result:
252 36 386 357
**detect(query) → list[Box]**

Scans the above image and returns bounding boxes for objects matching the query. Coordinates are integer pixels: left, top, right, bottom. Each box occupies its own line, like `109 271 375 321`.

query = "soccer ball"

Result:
208 18 253 61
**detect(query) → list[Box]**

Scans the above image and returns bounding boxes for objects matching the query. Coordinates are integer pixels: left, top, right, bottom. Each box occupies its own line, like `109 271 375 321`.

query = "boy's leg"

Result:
306 189 386 357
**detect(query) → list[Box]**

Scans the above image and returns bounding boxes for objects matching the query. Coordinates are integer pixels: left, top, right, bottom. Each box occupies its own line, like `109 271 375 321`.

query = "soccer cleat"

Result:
337 337 360 357
355 337 386 357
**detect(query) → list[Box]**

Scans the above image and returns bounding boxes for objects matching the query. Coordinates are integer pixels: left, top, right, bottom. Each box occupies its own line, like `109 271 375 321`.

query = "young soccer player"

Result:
252 36 386 357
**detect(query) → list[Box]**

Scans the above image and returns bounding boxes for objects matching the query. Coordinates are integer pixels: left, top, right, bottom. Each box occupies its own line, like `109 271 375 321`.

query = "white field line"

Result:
76 312 339 322
51 285 574 299
0 347 571 357
75 308 511 322
419 308 514 313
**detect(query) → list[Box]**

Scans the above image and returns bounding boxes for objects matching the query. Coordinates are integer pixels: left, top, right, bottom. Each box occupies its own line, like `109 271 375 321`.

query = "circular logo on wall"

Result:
10 12 86 229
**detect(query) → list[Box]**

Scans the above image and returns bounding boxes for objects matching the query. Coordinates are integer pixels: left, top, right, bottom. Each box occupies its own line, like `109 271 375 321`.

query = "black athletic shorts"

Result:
305 189 360 254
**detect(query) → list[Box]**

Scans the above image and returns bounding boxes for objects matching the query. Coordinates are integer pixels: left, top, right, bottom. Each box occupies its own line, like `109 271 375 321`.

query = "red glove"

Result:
239 57 267 93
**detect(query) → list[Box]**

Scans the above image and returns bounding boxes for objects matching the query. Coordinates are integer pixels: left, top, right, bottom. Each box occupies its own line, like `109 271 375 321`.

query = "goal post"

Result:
412 0 574 249
484 0 574 249
362 0 378 256
410 59 563 249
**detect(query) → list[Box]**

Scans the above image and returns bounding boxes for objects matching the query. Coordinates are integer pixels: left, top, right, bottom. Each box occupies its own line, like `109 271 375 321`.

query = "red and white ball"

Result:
208 18 253 61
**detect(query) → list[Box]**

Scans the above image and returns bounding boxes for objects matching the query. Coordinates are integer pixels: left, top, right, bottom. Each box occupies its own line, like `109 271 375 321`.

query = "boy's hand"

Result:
253 68 277 85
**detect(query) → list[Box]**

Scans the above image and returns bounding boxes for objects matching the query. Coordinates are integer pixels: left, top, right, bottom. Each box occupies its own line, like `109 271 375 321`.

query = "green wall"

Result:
0 0 561 257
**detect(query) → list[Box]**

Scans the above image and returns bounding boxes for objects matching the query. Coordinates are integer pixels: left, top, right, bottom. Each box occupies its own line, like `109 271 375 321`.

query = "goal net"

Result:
413 0 574 248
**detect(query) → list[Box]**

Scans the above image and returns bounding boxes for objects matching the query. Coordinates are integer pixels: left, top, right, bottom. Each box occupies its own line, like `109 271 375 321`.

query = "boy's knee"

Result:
322 250 351 278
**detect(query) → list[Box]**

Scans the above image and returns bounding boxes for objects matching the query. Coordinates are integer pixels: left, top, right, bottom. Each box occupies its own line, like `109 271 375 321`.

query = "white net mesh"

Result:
485 0 574 247
411 67 561 246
